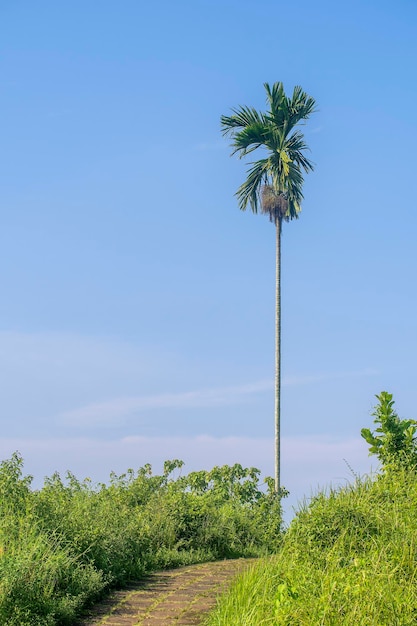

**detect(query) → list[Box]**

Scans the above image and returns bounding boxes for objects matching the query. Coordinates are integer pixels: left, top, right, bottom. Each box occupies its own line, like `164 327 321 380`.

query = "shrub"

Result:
361 391 417 469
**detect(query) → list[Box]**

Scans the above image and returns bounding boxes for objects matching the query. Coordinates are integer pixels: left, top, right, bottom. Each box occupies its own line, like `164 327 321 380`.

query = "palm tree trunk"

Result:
275 217 282 493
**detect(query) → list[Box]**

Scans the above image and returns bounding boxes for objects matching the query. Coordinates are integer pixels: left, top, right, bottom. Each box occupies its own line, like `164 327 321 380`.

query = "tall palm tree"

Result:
221 82 316 494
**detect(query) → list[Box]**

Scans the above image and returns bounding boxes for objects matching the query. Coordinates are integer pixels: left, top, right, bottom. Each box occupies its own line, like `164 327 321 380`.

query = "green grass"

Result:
0 453 282 625
205 467 417 625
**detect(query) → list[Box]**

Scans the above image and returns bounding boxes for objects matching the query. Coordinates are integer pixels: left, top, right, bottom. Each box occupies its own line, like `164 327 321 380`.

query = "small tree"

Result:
361 391 417 469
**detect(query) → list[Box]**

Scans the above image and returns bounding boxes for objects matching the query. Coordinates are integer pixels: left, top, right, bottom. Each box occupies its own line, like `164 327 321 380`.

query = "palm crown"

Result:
220 82 316 225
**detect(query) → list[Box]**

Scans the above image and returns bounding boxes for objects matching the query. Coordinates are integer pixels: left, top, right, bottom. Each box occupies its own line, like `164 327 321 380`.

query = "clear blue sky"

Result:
1 0 417 518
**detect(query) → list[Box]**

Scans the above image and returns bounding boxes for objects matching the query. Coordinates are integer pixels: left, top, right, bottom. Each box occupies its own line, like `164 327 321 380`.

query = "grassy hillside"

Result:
206 468 417 625
206 393 417 625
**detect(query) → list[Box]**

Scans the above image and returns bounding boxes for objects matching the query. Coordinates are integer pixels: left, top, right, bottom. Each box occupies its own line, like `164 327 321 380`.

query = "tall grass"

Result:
206 467 417 625
0 453 282 625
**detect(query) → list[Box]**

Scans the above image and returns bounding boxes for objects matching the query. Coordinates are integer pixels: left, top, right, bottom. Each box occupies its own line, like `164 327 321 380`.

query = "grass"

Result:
0 453 282 625
205 467 417 625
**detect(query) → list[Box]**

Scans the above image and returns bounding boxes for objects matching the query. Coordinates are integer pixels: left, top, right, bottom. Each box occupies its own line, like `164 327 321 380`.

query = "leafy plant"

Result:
361 391 417 469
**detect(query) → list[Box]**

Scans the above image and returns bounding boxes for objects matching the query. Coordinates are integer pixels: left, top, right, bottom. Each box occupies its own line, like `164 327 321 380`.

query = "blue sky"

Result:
1 0 417 519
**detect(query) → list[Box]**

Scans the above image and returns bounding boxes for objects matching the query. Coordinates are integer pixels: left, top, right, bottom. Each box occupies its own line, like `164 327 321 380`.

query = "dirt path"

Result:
77 558 253 626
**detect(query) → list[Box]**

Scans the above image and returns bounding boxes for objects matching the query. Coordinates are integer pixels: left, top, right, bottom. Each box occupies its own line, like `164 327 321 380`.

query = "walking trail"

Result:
77 558 254 626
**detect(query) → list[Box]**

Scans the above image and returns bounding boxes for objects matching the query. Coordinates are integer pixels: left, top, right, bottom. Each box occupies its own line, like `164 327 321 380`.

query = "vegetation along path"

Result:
78 559 254 626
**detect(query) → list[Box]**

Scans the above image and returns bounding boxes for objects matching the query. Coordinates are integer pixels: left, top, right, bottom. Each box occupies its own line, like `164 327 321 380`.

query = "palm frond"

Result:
229 122 269 157
264 82 289 129
288 86 317 126
286 162 305 194
235 159 269 213
220 106 266 136
286 132 315 172
265 83 317 133
264 82 285 107
263 126 285 153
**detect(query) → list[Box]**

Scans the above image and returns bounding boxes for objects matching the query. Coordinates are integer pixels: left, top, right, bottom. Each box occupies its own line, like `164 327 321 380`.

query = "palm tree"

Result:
221 82 316 494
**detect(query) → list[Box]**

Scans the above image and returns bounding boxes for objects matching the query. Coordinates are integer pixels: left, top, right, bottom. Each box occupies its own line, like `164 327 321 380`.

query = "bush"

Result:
361 391 417 469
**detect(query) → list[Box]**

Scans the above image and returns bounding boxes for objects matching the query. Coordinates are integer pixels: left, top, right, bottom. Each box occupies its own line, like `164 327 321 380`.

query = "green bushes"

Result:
0 453 282 625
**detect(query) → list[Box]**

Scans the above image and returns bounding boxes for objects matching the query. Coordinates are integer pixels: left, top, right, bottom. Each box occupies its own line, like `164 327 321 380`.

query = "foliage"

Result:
206 467 417 625
361 391 417 469
220 81 316 224
206 393 417 625
0 454 282 625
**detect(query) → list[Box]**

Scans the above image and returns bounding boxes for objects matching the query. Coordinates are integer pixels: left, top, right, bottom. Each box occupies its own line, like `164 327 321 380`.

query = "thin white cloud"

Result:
59 368 378 427
59 380 273 426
